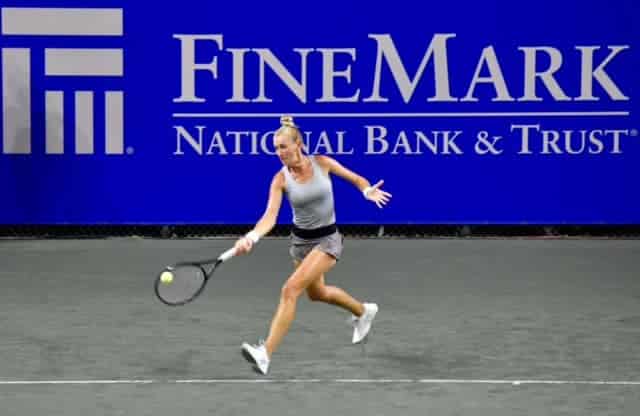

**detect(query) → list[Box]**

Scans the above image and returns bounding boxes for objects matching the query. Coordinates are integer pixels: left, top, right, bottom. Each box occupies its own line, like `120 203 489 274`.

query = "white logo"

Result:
1 7 125 155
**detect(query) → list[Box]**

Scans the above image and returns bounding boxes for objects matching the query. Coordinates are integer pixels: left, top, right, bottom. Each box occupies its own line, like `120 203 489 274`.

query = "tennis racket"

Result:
154 247 237 306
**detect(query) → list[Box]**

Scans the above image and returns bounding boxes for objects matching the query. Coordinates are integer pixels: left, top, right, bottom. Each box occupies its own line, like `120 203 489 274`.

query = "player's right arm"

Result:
234 171 285 254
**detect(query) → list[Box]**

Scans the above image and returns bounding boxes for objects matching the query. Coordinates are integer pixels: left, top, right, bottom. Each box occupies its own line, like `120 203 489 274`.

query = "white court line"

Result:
0 379 639 386
0 380 154 385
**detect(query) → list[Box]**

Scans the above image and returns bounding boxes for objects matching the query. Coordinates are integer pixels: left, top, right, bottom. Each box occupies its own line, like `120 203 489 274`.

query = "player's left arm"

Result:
315 155 392 208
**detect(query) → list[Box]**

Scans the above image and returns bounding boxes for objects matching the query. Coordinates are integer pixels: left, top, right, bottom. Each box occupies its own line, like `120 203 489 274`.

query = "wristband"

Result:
245 230 260 244
362 186 373 198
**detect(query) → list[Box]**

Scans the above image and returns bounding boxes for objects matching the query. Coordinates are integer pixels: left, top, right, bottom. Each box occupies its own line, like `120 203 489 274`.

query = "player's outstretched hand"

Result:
364 180 392 209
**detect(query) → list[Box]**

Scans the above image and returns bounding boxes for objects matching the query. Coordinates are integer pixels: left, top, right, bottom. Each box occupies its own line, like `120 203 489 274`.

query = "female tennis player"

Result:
234 116 391 375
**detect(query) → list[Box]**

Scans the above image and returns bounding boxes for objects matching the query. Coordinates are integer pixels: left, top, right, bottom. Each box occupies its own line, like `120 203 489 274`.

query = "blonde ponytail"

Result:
280 115 297 128
275 115 302 143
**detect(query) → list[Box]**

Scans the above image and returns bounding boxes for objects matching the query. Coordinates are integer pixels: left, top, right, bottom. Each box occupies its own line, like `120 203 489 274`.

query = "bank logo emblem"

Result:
1 7 125 155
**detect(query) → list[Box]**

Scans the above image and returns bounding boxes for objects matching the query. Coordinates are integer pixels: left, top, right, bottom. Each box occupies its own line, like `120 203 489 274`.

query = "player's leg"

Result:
306 272 365 317
263 249 337 356
241 247 336 374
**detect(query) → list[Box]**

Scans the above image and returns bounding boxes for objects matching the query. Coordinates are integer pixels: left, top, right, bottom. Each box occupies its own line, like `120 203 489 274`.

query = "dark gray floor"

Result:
0 237 639 415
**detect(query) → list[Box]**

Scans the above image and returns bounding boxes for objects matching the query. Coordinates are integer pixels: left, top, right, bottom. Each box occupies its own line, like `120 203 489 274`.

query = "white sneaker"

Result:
241 340 270 375
352 303 378 344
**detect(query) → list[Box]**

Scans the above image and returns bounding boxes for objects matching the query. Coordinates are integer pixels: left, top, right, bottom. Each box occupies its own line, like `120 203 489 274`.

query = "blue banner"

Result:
1 0 638 224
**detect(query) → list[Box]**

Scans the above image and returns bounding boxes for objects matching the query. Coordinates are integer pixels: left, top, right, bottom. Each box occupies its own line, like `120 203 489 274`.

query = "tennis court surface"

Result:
1 237 638 415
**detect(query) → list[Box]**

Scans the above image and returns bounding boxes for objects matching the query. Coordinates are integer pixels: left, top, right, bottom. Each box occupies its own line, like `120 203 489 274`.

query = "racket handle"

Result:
218 247 237 262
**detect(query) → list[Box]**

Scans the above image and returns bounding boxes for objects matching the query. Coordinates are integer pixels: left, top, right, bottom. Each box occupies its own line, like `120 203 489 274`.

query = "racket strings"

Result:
156 264 206 305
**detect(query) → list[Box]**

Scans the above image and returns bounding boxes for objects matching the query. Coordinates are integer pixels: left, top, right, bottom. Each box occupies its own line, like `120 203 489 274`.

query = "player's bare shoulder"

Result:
313 154 336 173
272 169 286 191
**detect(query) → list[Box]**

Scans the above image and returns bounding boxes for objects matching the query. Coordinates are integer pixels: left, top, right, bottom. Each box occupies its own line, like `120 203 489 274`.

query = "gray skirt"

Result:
289 231 344 262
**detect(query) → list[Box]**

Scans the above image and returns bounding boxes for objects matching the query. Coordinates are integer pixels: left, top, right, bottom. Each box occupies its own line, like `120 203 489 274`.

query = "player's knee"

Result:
281 282 301 302
307 287 328 302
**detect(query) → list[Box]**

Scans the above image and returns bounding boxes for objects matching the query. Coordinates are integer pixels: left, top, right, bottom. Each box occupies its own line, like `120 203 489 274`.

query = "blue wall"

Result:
1 0 638 224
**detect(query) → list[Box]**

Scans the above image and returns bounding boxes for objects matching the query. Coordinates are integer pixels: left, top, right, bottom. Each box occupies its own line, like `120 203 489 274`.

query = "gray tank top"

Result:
282 156 336 229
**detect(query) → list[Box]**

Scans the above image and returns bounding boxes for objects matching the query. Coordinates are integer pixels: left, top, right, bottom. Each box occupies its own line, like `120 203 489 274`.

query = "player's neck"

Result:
288 155 310 174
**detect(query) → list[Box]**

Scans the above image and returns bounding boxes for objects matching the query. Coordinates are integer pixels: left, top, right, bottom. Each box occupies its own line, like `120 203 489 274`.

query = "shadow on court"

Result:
0 237 638 415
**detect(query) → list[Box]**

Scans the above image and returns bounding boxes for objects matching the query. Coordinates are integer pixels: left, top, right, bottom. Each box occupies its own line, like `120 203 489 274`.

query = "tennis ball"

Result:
160 271 173 284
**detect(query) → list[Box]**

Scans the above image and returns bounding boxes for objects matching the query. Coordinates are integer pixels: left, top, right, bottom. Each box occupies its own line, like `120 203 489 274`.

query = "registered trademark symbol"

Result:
630 129 638 137
126 146 134 155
